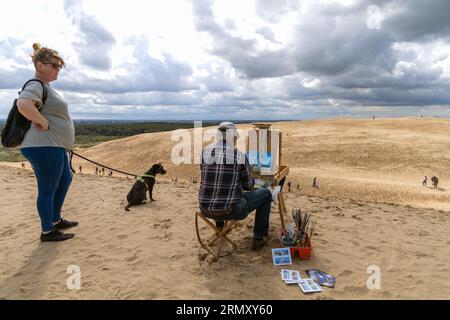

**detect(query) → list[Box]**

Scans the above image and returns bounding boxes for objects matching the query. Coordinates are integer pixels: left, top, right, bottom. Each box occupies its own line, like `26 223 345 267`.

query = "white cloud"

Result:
1 0 450 120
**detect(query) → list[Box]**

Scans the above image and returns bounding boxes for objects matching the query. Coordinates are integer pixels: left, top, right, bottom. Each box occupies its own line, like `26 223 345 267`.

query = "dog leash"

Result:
70 151 139 178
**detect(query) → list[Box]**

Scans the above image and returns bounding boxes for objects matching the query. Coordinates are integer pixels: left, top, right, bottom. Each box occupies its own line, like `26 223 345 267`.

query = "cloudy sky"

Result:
1 0 449 120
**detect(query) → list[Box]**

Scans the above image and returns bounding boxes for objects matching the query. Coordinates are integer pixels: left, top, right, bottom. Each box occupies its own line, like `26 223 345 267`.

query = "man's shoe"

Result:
252 236 268 251
54 218 79 230
215 221 225 231
40 230 75 242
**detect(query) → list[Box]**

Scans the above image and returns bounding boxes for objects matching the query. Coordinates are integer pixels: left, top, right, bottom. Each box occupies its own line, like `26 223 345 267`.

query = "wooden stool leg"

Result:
195 213 216 257
220 221 237 248
278 192 286 229
281 192 287 213
195 213 237 260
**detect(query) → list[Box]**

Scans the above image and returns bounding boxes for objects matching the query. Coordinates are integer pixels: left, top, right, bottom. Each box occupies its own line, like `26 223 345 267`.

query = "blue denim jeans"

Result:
230 188 272 238
21 147 73 232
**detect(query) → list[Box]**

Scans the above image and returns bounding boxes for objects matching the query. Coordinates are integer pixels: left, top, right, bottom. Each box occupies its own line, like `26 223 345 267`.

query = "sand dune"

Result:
67 117 450 211
1 117 450 299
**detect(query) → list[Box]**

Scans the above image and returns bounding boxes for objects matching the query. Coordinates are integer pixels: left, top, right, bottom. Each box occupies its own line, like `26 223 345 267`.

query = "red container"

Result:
282 235 312 260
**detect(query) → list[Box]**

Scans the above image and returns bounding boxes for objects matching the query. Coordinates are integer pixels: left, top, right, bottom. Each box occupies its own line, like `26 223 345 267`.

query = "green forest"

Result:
0 121 224 162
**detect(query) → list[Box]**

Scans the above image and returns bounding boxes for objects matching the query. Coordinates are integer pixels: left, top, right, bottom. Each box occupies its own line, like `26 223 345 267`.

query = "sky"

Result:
1 0 450 120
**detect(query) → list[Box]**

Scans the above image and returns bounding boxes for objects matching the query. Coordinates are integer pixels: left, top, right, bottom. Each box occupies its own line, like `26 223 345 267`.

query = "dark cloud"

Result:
191 0 450 109
64 0 116 71
55 36 197 93
0 67 34 90
384 0 450 41
192 0 293 78
200 64 234 92
92 92 203 106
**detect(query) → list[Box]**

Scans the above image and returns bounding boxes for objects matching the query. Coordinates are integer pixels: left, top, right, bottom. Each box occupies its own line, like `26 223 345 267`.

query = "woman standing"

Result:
17 43 78 242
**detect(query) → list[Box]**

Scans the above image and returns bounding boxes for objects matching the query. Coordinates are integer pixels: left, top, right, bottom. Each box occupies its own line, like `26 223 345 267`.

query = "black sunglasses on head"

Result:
43 62 63 70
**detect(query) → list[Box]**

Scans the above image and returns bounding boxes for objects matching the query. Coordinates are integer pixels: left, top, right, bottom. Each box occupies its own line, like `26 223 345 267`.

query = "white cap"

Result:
218 121 239 138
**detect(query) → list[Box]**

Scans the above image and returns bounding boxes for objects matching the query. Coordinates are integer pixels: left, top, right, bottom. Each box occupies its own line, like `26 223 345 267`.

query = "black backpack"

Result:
1 79 48 148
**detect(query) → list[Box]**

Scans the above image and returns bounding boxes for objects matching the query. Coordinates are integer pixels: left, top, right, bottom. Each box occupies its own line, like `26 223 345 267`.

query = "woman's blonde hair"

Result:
31 43 65 68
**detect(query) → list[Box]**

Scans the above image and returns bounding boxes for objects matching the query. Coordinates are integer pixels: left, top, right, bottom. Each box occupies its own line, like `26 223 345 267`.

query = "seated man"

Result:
198 122 272 251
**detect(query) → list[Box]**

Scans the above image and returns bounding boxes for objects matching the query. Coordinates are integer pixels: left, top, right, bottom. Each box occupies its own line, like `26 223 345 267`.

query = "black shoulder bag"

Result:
1 79 48 148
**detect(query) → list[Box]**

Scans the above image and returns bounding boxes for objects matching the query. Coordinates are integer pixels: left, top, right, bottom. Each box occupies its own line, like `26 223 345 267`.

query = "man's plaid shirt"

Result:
198 143 254 212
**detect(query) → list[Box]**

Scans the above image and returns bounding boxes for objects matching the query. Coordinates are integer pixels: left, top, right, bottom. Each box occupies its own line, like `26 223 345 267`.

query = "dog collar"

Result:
139 174 155 179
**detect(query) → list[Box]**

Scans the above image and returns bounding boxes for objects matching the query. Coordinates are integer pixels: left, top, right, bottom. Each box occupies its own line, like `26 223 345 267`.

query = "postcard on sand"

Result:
298 278 323 293
281 269 302 284
272 248 292 266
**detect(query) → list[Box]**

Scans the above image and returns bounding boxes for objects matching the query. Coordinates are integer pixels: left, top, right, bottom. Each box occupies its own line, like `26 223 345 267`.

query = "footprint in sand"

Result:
126 254 140 263
343 286 369 294
339 270 353 277
0 229 16 238
415 252 432 258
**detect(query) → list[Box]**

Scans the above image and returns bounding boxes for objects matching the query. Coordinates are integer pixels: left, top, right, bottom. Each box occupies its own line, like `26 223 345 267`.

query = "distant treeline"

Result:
0 120 256 136
0 120 250 161
73 121 222 137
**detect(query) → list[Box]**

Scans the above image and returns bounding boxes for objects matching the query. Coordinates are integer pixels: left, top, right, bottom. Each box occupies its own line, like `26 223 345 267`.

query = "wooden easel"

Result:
246 123 289 229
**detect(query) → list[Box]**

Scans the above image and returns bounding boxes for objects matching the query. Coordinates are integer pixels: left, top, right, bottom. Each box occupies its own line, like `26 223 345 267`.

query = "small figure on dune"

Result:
287 181 291 192
297 184 300 191
312 177 318 188
95 167 99 175
21 162 25 169
79 165 82 174
422 176 427 187
431 176 439 189
101 167 105 176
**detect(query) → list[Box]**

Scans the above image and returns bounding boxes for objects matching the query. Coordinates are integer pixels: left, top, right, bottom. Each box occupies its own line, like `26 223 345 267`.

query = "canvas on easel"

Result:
246 123 289 229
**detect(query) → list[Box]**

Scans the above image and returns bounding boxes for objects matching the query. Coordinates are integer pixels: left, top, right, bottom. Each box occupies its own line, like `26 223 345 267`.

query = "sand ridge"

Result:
65 117 450 211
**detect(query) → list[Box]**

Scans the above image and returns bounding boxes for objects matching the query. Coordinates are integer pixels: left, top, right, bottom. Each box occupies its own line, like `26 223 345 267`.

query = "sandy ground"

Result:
1 118 450 299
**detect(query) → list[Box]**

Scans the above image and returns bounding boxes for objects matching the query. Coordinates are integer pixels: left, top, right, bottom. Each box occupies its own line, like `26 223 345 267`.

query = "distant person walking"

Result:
95 167 99 175
297 184 300 191
423 176 427 187
287 181 291 192
17 43 78 242
312 177 317 188
79 165 82 174
21 162 26 169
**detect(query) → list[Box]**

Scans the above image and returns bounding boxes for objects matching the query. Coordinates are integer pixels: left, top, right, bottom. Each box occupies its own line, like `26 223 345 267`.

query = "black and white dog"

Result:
124 163 166 211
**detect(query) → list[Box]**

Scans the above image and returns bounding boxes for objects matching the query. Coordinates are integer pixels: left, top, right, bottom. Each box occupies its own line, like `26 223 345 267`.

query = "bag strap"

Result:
20 79 48 105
